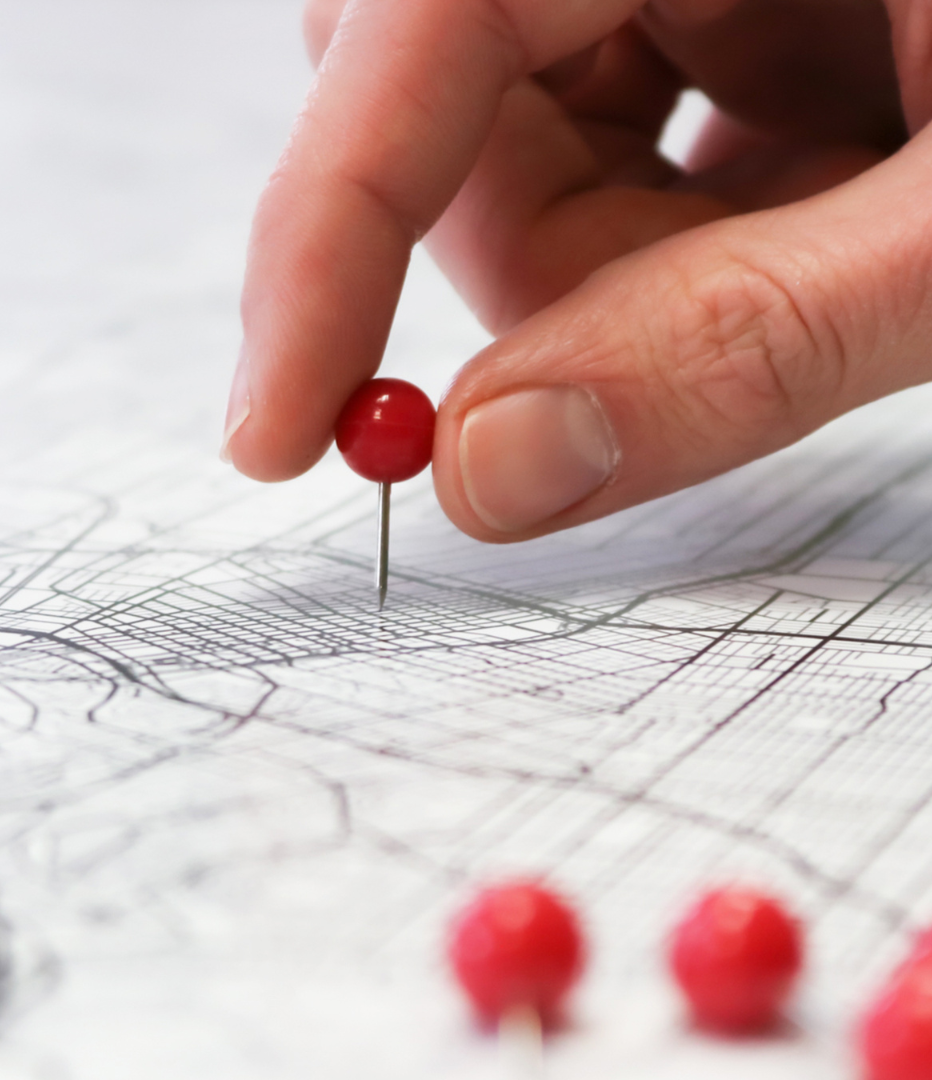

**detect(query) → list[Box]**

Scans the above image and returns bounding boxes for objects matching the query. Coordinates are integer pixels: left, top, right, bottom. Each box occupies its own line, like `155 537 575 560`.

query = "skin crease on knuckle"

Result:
658 255 834 450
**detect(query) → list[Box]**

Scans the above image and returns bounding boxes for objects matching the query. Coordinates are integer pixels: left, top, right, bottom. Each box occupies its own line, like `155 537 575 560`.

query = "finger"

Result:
639 0 906 151
432 124 932 541
677 139 885 211
681 101 885 212
685 109 773 173
427 77 880 334
541 24 683 138
426 79 728 333
534 44 602 96
887 0 932 132
227 0 651 481
303 0 346 66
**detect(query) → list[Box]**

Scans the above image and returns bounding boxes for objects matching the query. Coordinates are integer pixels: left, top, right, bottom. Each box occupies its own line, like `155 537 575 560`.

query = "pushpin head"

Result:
447 881 586 1026
910 927 932 969
861 960 932 1080
669 886 804 1033
335 378 436 483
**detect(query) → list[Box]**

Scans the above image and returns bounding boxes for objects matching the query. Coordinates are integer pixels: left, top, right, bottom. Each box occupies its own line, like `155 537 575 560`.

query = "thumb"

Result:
433 124 932 541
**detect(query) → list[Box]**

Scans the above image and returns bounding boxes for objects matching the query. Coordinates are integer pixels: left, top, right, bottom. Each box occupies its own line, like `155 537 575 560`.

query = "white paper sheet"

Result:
0 2 928 1076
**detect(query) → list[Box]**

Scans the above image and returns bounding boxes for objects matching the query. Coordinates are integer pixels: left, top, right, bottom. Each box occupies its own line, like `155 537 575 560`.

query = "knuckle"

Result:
658 252 844 448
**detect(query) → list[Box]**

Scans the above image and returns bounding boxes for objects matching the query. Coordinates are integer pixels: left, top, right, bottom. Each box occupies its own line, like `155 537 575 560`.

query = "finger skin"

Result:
888 0 932 132
423 73 877 338
544 24 683 135
677 138 885 210
433 125 932 542
640 0 906 150
303 0 345 65
229 0 647 481
424 79 729 334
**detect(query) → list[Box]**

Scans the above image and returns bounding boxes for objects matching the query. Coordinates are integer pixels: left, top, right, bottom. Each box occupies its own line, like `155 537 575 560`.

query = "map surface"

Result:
2 2 931 1076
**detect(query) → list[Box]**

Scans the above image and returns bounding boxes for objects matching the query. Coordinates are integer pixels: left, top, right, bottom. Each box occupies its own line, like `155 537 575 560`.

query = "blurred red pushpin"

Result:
861 932 932 1080
448 881 585 1073
861 962 932 1080
908 926 932 969
669 885 804 1033
335 378 435 609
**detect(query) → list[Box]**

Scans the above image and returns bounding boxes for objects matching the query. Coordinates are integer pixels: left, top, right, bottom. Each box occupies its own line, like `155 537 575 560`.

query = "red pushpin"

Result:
669 885 804 1033
447 881 585 1072
335 378 436 609
861 939 932 1080
909 926 932 968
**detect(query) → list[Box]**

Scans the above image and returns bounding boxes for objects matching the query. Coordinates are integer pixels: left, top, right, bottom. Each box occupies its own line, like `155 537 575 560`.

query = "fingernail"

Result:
459 386 619 533
220 345 251 463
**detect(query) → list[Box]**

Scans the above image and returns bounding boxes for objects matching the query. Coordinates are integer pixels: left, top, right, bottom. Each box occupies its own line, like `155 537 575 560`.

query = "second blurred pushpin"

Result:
669 885 804 1033
448 881 585 1076
335 378 436 609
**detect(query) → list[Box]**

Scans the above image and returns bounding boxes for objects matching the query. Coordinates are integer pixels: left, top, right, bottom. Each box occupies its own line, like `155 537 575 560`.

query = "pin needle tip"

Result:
376 482 391 612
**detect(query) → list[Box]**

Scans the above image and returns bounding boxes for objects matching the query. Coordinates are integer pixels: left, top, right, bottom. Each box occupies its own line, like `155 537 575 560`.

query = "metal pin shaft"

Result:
376 482 391 610
499 1006 544 1078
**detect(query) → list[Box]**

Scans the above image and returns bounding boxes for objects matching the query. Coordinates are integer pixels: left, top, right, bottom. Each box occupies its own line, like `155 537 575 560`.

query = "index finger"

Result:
224 0 647 480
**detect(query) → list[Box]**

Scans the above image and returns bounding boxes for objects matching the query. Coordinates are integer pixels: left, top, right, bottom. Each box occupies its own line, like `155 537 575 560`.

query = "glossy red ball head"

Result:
447 881 585 1026
335 378 436 484
669 886 804 1033
862 961 932 1080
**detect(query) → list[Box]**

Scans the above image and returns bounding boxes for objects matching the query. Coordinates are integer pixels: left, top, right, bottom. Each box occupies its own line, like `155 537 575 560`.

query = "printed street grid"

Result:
2 340 932 1075
4 1 932 1074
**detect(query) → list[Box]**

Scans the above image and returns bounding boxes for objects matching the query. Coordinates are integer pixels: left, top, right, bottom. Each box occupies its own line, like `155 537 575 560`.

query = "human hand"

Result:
223 0 931 541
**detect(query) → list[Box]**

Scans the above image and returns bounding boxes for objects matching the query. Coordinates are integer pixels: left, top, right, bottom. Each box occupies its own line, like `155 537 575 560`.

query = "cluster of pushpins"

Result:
335 385 932 1075
445 879 932 1079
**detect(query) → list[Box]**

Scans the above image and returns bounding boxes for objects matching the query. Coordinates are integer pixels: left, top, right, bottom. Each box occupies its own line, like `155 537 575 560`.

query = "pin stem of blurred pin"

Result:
499 1006 544 1077
376 482 391 610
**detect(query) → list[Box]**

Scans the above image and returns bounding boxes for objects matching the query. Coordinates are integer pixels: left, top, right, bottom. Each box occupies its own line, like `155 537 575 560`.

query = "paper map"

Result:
2 2 931 1076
